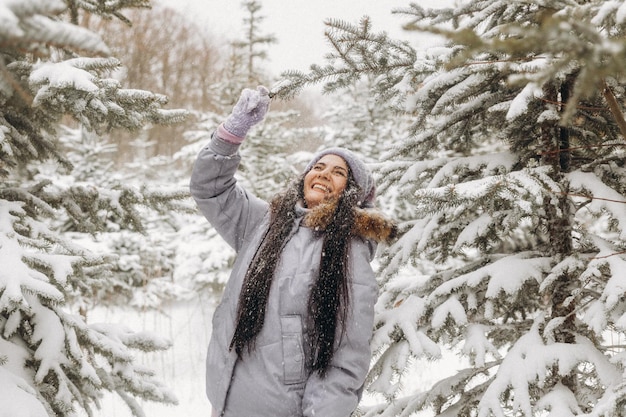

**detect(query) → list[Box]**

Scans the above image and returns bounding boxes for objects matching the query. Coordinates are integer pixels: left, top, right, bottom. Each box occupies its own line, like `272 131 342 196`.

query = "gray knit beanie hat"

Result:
303 147 376 208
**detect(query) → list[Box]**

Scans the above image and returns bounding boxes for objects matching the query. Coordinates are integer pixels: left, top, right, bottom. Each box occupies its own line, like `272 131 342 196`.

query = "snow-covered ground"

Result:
89 298 217 417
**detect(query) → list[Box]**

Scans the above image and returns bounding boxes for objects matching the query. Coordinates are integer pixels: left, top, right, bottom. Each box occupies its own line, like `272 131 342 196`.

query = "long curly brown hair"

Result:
229 174 361 376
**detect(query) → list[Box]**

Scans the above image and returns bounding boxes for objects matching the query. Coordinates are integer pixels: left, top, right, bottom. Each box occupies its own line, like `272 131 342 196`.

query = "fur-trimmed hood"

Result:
302 199 398 243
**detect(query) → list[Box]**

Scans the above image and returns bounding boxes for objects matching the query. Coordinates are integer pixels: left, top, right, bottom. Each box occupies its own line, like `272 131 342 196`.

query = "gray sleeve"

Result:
189 134 269 251
302 239 378 417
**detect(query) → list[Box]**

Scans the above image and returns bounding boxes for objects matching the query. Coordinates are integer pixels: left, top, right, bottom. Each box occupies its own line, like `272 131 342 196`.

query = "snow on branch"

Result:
429 253 551 301
478 318 623 417
0 0 109 56
578 236 626 333
0 0 66 38
0 201 65 313
567 171 626 239
23 15 110 55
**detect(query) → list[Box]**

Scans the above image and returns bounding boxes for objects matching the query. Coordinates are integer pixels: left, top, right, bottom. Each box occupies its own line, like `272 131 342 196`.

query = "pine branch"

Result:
271 17 416 100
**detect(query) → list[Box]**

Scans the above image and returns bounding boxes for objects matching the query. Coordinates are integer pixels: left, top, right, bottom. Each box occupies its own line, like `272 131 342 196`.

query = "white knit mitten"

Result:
221 86 270 142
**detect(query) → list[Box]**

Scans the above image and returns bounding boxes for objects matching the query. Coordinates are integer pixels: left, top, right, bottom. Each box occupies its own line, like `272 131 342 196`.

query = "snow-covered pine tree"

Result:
276 2 626 416
48 127 191 310
0 1 188 416
236 0 278 86
209 0 277 108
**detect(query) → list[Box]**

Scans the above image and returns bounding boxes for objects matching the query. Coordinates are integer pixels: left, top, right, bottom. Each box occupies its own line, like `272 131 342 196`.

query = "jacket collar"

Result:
300 199 397 243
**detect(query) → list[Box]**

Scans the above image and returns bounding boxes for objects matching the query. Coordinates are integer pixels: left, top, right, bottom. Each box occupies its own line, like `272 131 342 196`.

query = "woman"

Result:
190 86 397 417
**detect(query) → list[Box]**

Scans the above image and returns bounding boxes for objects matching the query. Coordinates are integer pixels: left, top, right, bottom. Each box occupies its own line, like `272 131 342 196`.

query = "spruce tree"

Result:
52 127 192 310
276 2 626 416
236 0 278 85
0 1 187 415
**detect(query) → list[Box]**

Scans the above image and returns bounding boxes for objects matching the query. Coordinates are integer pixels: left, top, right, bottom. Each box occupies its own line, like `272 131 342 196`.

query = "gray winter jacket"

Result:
190 136 382 417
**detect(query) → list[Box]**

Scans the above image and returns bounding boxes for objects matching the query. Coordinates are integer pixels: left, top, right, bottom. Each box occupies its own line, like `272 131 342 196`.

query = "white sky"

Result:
156 0 448 75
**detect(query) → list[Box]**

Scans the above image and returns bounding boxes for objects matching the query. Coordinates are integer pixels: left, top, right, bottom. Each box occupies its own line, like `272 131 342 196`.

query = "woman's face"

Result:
303 154 349 208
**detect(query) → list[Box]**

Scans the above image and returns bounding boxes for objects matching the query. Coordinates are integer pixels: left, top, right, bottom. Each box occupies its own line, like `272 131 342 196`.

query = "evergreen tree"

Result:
276 2 626 416
51 127 192 310
235 0 278 85
212 0 277 106
0 1 188 415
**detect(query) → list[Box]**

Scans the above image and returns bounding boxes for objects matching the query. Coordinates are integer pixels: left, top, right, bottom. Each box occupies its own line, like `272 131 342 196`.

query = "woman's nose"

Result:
318 169 331 178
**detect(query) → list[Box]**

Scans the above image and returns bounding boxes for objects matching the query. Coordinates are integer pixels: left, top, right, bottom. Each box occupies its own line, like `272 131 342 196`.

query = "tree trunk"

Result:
542 76 577 391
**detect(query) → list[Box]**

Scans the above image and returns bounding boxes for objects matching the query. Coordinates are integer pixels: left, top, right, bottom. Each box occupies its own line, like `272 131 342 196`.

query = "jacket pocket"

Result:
280 315 305 385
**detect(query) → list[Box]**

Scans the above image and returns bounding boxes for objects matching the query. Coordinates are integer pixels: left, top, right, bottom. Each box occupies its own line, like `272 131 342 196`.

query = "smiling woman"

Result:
190 86 397 417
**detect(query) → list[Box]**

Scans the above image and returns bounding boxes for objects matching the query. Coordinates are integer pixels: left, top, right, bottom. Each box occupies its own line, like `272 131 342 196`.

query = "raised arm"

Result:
189 86 271 251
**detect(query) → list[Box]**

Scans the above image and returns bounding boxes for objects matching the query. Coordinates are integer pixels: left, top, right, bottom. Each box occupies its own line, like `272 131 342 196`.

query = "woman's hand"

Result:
222 86 271 139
